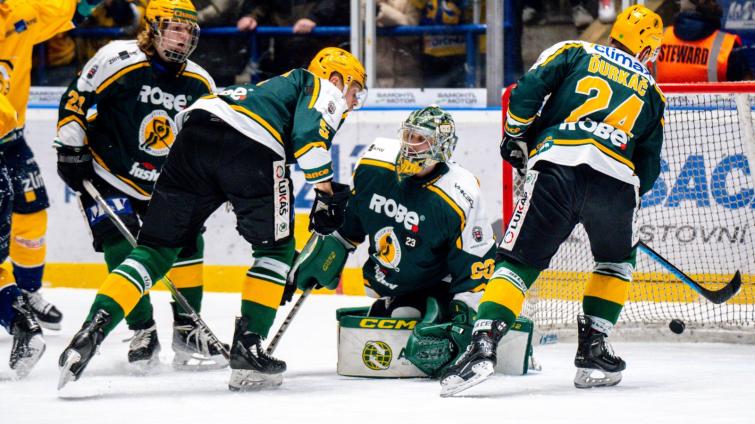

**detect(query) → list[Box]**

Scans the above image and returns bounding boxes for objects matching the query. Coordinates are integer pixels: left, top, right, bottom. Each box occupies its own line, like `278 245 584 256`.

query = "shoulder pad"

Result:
356 138 400 170
76 40 147 92
531 40 586 68
183 60 216 92
430 162 483 218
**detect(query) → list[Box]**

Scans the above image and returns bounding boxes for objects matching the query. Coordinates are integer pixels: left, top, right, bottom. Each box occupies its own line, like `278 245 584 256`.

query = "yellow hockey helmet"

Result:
610 5 663 62
308 47 367 90
145 0 198 25
145 0 200 63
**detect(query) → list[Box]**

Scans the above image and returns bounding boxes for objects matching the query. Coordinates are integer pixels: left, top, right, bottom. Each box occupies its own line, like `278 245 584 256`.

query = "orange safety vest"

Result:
655 26 740 83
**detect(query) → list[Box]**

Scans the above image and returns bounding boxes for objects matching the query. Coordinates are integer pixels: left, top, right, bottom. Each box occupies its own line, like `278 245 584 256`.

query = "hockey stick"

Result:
82 180 230 360
637 241 742 304
266 234 321 354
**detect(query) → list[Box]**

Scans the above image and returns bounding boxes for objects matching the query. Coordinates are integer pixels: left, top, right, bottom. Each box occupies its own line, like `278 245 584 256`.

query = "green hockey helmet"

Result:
396 106 458 181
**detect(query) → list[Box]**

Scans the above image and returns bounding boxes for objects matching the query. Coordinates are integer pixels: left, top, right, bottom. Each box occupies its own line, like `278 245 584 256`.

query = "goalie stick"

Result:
266 234 321 354
637 241 742 304
82 180 230 360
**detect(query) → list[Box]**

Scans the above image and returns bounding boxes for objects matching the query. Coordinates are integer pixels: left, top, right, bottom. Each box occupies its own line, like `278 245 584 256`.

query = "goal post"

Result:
501 82 755 341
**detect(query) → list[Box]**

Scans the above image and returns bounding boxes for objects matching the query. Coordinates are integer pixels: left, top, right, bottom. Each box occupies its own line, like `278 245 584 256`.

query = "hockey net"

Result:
502 82 755 342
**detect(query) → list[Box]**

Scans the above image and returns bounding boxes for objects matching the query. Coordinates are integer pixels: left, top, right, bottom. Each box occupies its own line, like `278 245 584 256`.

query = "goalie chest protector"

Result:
336 308 535 378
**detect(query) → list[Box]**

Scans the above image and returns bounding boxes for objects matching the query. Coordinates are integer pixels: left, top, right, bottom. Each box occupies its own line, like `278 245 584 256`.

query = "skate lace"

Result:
247 338 278 362
128 328 155 351
25 291 52 314
179 324 212 356
592 336 619 361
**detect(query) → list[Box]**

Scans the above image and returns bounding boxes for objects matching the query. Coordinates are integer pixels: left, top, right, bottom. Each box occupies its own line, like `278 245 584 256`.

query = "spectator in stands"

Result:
655 0 752 83
375 0 421 87
76 0 144 62
192 0 247 86
236 1 348 79
413 0 468 87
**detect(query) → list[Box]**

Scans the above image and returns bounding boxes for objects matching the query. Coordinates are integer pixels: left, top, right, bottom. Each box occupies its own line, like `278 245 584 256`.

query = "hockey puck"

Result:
669 319 685 334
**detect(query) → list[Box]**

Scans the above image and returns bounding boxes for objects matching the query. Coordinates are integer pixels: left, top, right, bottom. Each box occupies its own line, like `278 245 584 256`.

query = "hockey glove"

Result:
309 181 350 235
500 135 529 174
294 232 354 291
279 249 300 306
56 145 94 193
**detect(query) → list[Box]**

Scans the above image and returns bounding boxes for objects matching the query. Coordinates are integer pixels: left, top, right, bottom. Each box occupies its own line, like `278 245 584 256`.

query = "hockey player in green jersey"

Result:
293 106 497 376
58 46 366 391
441 5 665 396
54 0 223 372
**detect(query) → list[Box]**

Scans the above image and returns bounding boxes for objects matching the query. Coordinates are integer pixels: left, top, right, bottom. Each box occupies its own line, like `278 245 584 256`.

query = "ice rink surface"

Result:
1 288 754 424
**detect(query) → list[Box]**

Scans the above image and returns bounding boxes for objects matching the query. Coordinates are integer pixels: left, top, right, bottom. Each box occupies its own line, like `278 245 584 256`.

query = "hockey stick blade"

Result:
82 180 230 359
637 241 742 304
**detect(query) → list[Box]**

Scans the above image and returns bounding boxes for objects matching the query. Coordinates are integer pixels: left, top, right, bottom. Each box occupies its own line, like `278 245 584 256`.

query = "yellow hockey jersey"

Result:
0 93 17 138
0 0 76 135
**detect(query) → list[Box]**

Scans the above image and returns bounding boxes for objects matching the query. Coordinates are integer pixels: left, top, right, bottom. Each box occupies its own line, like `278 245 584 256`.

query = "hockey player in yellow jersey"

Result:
1 90 46 378
0 0 101 331
441 5 665 396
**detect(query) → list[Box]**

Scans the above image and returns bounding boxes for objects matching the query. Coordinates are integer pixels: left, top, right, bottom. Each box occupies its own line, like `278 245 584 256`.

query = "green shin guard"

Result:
240 240 296 337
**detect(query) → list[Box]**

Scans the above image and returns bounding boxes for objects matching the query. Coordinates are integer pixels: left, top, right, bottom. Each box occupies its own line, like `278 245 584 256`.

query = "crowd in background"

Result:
32 0 755 89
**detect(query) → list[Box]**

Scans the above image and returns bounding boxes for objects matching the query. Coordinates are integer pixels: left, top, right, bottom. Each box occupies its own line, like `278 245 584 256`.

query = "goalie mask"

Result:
145 0 200 63
396 106 458 181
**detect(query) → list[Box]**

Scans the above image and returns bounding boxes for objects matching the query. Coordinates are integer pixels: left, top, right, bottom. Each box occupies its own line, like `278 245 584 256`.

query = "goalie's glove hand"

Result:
56 145 94 193
309 181 350 235
500 135 529 174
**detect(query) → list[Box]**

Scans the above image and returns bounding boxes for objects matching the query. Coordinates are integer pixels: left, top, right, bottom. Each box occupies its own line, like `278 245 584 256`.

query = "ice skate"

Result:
57 309 111 389
573 315 625 388
9 295 46 379
439 320 507 397
171 302 228 370
23 289 63 330
228 317 286 391
126 320 161 373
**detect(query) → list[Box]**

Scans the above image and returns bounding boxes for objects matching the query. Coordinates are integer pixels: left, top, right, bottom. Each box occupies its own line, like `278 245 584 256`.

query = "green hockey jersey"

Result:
55 40 215 200
175 68 350 184
338 137 496 297
505 41 666 195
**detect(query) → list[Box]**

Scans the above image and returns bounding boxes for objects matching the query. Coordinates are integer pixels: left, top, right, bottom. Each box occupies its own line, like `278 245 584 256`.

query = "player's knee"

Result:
128 245 180 285
252 238 295 268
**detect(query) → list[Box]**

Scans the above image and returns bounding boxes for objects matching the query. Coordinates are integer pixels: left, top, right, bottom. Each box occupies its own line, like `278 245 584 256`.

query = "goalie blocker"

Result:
335 303 535 378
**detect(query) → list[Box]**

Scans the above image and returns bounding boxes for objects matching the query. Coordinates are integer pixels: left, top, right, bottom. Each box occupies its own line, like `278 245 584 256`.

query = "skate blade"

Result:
574 368 622 389
172 351 229 371
38 320 62 331
128 355 162 375
228 369 283 391
12 337 46 379
58 350 82 390
440 361 495 397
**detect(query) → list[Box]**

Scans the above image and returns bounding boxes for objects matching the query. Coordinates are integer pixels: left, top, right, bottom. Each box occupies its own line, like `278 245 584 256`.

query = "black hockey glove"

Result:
56 145 94 193
500 135 529 175
308 181 350 235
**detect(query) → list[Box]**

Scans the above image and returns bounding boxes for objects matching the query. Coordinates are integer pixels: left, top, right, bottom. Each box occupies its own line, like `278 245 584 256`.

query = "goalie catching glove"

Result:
294 232 356 291
404 298 475 378
309 182 351 235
